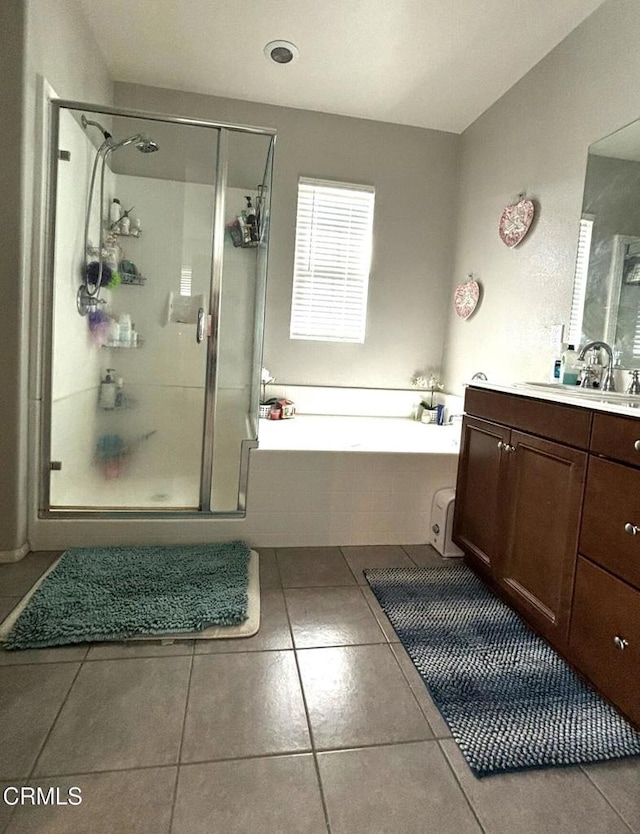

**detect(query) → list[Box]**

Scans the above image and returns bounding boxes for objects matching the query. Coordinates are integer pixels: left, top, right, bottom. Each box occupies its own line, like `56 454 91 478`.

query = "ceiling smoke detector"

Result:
264 40 299 65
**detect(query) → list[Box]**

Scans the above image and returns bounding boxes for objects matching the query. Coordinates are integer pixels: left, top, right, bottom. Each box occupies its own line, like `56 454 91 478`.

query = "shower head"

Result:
136 138 159 153
106 134 159 154
81 114 112 141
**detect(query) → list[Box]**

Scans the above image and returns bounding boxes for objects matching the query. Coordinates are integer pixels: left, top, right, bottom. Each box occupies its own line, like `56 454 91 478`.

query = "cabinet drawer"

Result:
580 457 640 590
569 557 640 726
591 412 640 468
464 387 591 449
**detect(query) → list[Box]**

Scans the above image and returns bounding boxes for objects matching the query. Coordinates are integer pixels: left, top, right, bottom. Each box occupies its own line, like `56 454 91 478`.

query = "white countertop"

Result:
468 380 640 418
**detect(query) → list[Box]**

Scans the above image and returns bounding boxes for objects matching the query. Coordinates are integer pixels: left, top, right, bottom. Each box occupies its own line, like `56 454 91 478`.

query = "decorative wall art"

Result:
499 194 535 248
454 275 481 320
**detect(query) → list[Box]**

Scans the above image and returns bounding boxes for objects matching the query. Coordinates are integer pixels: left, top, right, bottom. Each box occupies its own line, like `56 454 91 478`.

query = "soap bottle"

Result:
115 377 124 408
119 314 132 346
560 344 580 385
99 368 117 409
245 196 258 242
109 199 121 227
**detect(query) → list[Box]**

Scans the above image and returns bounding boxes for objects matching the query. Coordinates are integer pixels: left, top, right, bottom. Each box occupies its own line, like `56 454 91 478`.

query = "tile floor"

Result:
0 545 639 833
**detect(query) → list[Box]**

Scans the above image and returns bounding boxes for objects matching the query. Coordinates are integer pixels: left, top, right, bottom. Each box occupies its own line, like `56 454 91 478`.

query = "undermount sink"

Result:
517 381 640 408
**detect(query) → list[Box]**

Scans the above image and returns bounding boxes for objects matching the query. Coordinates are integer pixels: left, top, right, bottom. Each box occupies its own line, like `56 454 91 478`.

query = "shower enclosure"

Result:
40 101 275 515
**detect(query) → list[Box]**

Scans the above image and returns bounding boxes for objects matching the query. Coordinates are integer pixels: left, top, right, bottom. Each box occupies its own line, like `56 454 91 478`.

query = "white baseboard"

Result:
0 543 30 563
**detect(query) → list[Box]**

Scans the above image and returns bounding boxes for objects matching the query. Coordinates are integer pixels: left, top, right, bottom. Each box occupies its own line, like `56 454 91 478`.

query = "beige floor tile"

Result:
0 663 79 778
297 645 433 750
318 742 481 834
285 587 385 648
195 589 292 653
181 651 310 762
389 642 452 737
340 544 414 584
0 645 88 666
4 767 176 834
257 548 281 589
0 554 59 598
584 757 640 832
440 738 632 834
0 781 22 832
0 598 20 622
172 755 327 834
34 656 191 775
276 547 356 587
85 639 193 661
360 585 400 642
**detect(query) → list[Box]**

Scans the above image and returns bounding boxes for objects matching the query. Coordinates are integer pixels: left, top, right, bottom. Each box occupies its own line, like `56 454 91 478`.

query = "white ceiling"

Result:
78 0 606 135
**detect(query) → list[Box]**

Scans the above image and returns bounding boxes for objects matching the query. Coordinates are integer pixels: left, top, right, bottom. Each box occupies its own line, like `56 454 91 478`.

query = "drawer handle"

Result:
613 635 629 651
497 441 504 449
624 522 640 536
635 440 640 452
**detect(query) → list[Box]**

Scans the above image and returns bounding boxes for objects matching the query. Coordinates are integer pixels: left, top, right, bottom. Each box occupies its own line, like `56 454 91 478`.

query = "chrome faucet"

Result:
577 341 615 392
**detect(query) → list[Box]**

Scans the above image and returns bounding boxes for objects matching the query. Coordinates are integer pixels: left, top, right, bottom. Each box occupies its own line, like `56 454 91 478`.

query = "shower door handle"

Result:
196 308 206 343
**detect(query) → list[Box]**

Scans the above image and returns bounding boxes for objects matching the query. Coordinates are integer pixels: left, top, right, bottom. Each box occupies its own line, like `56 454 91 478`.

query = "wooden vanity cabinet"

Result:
500 431 586 647
454 416 510 577
453 390 587 650
454 387 640 727
569 411 640 725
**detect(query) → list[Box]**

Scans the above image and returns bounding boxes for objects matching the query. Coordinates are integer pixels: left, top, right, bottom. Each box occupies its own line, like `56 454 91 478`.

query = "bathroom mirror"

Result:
572 118 640 368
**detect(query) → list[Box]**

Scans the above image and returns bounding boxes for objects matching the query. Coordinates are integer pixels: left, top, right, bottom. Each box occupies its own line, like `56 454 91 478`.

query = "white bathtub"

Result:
258 414 461 454
243 415 461 547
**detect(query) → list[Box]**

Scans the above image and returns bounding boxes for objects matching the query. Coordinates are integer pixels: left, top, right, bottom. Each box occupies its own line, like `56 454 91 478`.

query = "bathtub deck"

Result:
258 415 461 453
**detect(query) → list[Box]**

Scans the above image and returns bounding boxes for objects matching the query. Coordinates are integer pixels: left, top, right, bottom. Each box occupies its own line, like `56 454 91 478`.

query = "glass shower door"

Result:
44 102 275 515
47 106 219 510
209 130 275 512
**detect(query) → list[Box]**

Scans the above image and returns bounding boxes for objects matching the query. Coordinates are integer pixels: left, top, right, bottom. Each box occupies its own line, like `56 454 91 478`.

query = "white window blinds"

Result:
568 216 594 346
290 178 375 343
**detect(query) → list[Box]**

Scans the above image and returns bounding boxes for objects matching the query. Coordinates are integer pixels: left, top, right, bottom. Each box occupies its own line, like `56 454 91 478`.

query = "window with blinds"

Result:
290 178 375 343
568 216 594 346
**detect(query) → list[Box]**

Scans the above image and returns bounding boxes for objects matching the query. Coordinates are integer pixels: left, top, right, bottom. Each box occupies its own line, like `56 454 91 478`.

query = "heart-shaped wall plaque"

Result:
498 198 535 248
454 277 480 320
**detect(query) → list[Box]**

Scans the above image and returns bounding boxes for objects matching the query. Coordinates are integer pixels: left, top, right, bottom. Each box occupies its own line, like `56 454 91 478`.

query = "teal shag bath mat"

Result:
5 541 251 650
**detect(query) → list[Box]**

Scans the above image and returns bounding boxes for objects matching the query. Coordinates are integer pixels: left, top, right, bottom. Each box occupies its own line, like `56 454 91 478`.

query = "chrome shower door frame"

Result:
39 99 276 518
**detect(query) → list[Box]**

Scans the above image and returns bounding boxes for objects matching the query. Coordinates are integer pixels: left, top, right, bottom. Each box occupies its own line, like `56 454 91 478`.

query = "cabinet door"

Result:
500 431 587 647
453 416 510 577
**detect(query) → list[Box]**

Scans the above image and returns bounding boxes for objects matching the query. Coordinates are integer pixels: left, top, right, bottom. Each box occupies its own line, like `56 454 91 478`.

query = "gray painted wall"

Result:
114 82 461 389
442 0 640 394
0 0 113 553
0 1 26 552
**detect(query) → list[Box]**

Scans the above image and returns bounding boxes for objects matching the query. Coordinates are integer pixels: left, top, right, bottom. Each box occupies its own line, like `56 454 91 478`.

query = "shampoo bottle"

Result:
99 368 117 409
560 344 580 385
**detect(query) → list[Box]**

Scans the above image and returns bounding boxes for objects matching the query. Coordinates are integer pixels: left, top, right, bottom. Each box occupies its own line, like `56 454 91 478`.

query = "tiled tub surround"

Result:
249 417 460 546
0 547 639 834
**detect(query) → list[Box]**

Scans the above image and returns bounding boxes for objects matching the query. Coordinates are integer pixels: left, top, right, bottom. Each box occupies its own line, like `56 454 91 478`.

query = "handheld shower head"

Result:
105 134 160 154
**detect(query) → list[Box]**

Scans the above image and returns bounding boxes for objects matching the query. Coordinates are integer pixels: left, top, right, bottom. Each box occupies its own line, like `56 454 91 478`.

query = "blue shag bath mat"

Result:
365 563 640 777
5 541 251 650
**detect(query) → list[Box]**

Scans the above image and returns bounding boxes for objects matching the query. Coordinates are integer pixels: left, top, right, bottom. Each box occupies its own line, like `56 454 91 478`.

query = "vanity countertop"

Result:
467 380 640 419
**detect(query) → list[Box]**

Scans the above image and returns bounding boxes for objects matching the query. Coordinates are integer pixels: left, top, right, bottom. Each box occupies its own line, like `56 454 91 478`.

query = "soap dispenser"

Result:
560 345 580 385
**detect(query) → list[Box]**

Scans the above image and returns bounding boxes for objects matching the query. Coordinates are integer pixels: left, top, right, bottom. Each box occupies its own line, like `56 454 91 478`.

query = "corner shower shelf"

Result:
102 337 144 349
120 274 147 286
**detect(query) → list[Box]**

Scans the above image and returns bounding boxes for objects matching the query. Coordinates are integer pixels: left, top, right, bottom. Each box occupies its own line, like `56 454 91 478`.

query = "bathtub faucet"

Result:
577 341 615 392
